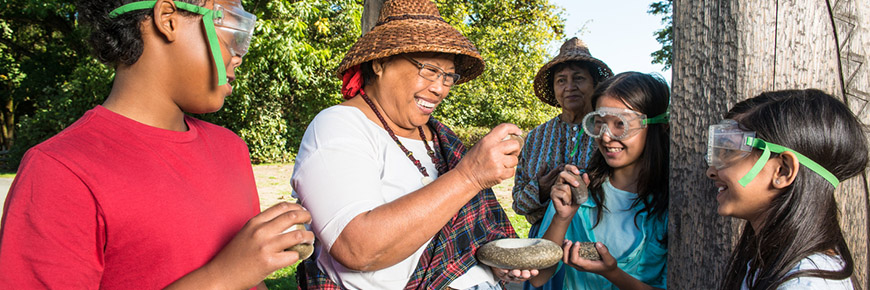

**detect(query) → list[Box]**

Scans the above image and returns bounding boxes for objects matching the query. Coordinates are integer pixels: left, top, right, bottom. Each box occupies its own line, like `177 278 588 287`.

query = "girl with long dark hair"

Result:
708 89 868 289
530 72 670 289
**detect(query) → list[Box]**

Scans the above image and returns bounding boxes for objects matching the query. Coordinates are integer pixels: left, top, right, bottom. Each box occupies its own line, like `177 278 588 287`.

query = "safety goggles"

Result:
109 0 257 86
581 107 669 140
706 119 839 188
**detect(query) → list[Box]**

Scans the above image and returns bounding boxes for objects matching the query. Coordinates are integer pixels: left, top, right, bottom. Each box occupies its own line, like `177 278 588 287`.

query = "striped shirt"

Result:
512 115 596 225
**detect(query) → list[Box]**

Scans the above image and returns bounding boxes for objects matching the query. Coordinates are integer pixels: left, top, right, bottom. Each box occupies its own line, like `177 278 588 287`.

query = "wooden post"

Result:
670 0 870 288
361 0 385 35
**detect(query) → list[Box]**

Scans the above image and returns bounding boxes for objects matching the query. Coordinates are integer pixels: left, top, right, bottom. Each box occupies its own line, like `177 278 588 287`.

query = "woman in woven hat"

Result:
510 38 612 290
291 0 537 289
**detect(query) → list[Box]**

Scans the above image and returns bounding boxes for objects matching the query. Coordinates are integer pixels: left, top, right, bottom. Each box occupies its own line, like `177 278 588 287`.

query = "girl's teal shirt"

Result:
536 180 668 289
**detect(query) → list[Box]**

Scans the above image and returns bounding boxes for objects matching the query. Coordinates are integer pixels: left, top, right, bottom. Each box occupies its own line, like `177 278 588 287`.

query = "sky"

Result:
549 0 672 83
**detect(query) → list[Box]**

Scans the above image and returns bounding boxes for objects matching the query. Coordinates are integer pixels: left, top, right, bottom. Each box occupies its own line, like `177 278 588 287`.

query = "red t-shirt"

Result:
0 106 260 289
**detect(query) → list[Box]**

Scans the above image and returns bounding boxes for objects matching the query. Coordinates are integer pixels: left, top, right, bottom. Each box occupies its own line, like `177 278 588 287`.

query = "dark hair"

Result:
546 61 606 95
585 72 670 229
718 89 868 290
76 0 205 65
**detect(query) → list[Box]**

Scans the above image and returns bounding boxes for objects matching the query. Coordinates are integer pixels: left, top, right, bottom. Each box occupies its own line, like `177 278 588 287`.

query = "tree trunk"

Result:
671 0 870 288
361 0 386 35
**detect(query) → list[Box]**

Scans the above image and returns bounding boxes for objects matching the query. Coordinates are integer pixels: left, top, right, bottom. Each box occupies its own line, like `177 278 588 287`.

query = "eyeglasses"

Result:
706 119 839 188
402 55 461 87
109 1 257 86
581 107 669 140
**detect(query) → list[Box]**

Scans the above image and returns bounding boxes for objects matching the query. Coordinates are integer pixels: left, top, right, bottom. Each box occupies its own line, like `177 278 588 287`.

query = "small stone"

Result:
503 134 525 148
566 171 588 205
287 243 314 260
574 242 601 261
477 238 562 269
282 224 314 260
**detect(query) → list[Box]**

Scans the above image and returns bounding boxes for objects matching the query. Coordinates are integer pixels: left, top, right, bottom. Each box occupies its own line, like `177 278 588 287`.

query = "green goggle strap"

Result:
109 1 228 86
643 111 670 125
570 127 585 158
738 137 839 188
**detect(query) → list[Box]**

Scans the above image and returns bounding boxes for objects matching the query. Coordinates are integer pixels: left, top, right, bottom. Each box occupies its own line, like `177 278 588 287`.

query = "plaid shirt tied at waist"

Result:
298 117 517 289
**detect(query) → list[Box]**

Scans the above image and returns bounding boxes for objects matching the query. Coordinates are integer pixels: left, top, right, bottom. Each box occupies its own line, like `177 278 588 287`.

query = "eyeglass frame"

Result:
401 55 461 87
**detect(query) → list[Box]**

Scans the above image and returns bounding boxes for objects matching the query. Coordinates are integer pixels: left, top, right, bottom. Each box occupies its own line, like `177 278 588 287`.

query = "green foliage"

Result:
434 0 563 130
648 0 672 70
264 262 300 289
2 0 566 168
1 0 107 168
198 0 361 163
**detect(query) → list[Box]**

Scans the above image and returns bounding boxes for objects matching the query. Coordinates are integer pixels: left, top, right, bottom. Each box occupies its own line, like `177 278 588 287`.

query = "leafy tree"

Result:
2 0 566 168
434 0 565 133
649 0 672 70
199 0 361 163
0 0 110 169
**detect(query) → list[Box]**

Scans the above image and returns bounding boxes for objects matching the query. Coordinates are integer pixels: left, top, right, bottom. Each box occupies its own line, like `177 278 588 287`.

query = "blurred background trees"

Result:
0 0 567 168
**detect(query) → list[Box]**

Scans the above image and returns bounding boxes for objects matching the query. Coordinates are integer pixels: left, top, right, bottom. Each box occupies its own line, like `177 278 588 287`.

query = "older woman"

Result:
291 0 534 289
512 38 613 229
510 38 612 290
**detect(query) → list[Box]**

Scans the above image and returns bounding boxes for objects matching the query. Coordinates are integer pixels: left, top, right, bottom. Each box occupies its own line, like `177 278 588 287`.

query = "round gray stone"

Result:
477 238 562 269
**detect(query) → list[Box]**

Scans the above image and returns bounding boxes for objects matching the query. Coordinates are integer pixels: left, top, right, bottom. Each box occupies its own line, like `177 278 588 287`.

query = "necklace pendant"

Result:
421 176 433 186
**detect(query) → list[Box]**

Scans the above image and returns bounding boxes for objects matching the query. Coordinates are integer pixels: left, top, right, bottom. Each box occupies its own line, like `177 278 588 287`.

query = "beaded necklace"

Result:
360 91 439 185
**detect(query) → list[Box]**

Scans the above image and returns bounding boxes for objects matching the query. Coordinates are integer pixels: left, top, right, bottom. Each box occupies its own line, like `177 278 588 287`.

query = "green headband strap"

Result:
109 1 228 86
643 111 670 125
570 127 585 158
738 137 839 188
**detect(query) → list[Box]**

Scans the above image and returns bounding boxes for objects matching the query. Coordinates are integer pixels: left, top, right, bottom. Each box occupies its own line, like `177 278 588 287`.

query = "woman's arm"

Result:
329 123 523 271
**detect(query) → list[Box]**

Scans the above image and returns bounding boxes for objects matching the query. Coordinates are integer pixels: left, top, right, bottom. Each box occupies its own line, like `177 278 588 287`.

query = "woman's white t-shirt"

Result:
292 105 494 289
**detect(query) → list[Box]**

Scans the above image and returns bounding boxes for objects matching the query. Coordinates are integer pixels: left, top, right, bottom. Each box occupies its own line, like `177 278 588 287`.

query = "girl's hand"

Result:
550 165 589 220
562 241 618 276
550 182 579 220
491 266 540 283
197 202 315 290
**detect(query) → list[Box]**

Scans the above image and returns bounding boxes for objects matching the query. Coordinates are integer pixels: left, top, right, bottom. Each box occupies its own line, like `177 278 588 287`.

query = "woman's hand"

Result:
562 241 618 276
491 266 539 283
167 202 315 290
536 164 565 201
455 123 523 191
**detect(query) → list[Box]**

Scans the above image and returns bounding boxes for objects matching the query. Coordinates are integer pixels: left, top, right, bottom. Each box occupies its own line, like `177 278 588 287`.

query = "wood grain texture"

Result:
361 0 385 35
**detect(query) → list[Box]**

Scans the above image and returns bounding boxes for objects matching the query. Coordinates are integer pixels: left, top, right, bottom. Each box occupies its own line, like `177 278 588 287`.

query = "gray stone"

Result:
477 238 562 269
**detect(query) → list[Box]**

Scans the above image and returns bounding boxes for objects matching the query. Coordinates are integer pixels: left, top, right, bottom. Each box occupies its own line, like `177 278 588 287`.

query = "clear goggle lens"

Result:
213 3 256 56
581 107 647 140
706 119 755 169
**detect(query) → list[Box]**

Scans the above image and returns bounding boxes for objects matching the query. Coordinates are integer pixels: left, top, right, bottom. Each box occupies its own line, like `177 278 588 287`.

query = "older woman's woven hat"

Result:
336 0 484 85
534 38 613 107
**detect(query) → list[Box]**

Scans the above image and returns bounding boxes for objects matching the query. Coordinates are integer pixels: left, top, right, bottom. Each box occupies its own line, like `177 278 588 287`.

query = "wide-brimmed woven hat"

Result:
534 38 613 107
336 0 484 85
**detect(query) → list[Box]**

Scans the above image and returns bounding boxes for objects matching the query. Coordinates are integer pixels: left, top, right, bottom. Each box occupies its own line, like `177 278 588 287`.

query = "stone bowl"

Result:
477 238 562 269
282 224 314 260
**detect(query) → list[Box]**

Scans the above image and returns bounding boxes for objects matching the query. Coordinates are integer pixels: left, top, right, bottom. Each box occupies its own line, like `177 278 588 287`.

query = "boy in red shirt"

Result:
0 0 313 289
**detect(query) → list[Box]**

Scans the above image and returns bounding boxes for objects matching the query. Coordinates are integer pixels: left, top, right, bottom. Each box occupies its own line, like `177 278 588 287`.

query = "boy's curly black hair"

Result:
76 0 205 66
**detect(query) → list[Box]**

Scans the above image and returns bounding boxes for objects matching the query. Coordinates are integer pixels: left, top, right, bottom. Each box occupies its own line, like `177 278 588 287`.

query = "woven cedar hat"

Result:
534 38 613 107
336 0 484 84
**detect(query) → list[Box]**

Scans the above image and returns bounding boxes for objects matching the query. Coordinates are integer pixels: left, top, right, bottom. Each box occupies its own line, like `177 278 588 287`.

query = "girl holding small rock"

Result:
530 72 670 289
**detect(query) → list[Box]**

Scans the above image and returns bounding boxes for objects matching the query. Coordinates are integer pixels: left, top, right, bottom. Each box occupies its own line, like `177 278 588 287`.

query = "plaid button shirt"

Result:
298 117 517 289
